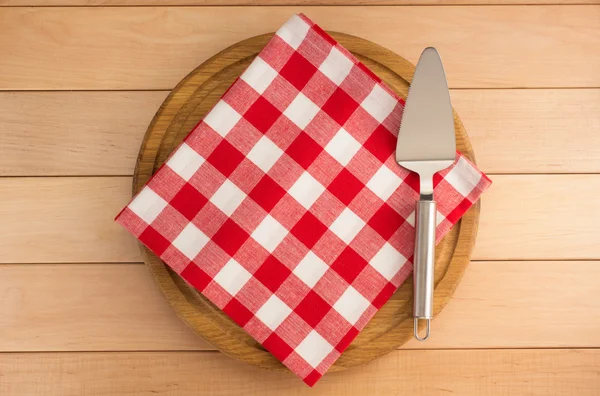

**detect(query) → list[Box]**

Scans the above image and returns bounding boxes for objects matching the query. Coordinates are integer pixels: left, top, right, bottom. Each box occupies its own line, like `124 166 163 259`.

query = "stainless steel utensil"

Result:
396 47 456 341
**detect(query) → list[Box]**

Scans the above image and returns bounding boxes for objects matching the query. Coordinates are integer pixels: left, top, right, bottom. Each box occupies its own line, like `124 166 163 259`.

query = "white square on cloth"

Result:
128 187 168 224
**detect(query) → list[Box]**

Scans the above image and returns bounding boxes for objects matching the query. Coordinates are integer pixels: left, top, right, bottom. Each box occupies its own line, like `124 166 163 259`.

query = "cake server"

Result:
396 47 456 341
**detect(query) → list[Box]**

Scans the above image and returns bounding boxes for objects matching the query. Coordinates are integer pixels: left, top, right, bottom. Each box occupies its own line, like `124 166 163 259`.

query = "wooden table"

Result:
0 2 599 395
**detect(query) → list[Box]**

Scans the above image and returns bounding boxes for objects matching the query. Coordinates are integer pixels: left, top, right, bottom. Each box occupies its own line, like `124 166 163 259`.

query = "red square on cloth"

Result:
244 96 283 133
116 13 491 386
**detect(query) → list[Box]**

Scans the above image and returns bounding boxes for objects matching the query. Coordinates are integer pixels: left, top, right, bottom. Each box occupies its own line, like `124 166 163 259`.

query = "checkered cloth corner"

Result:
116 13 491 386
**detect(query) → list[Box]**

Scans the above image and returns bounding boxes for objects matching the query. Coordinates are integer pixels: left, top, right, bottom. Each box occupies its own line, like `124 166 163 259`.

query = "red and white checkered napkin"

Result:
116 14 491 386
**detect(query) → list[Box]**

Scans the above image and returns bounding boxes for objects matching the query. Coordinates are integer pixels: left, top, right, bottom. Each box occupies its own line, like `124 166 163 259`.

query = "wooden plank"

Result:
2 0 599 5
2 89 599 176
0 177 141 264
0 91 166 176
0 261 598 351
406 260 600 349
0 349 598 395
2 175 599 263
0 263 208 351
474 175 600 260
0 6 598 90
451 89 600 174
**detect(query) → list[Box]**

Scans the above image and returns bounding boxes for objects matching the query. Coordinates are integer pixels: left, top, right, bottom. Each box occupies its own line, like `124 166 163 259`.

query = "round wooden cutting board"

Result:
132 32 479 372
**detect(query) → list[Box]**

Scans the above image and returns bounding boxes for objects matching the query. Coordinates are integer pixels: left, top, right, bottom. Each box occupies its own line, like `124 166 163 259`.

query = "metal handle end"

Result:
414 318 431 341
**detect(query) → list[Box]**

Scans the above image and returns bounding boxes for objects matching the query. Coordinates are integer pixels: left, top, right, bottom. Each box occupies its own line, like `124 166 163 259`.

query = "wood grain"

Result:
0 6 599 90
0 262 598 352
0 264 207 351
3 89 599 176
452 89 600 174
412 260 600 349
1 349 598 395
3 0 599 5
0 0 597 393
2 175 598 263
132 31 478 371
0 91 166 176
0 177 141 264
474 175 600 260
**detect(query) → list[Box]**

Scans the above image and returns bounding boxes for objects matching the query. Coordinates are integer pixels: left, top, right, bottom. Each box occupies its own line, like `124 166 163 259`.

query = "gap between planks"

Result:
3 173 600 178
1 2 599 7
3 87 600 92
2 346 600 353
